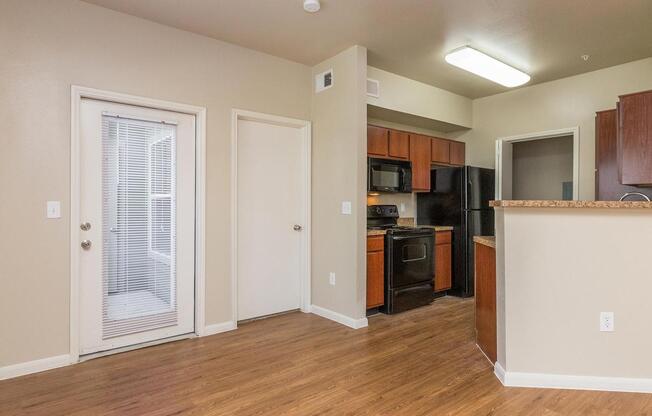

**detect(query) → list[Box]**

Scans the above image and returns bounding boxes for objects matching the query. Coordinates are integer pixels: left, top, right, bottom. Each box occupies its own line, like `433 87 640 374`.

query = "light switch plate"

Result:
47 201 61 219
341 201 352 215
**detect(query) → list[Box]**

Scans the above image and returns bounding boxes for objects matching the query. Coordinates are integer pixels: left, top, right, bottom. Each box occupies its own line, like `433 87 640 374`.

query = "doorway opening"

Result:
495 128 579 200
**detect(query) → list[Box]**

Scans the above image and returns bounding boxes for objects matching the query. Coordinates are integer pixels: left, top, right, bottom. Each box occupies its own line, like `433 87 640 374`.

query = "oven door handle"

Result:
390 235 433 241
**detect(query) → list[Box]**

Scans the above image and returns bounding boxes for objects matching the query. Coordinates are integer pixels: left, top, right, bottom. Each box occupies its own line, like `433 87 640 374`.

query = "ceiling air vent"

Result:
315 69 334 93
367 78 380 98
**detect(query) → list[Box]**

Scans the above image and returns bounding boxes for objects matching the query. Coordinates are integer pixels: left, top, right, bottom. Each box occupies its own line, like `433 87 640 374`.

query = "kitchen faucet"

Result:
619 192 651 202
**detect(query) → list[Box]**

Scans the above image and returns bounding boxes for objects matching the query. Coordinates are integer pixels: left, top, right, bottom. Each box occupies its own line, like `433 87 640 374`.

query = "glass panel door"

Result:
102 115 178 339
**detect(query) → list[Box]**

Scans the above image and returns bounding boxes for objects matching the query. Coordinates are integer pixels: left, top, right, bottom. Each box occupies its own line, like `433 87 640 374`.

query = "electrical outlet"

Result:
600 312 614 332
341 201 352 215
329 272 336 286
400 203 406 213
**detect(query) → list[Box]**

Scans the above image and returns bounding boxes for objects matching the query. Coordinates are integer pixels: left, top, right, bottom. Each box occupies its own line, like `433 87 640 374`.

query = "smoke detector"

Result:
303 0 320 13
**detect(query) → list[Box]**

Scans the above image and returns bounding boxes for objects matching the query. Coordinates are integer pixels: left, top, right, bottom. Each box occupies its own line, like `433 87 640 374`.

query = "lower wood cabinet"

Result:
366 235 385 308
474 241 496 363
434 230 452 292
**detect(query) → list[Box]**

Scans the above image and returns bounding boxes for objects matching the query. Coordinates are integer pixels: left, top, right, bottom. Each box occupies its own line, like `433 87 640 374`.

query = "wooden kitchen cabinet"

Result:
366 235 385 309
410 134 432 191
367 125 389 157
431 138 450 164
618 90 652 185
449 141 466 166
434 230 452 292
595 109 652 200
474 240 496 364
388 129 410 159
431 137 465 166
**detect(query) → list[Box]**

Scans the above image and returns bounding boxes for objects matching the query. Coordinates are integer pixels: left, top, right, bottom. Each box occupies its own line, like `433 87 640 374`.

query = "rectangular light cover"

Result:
445 47 530 87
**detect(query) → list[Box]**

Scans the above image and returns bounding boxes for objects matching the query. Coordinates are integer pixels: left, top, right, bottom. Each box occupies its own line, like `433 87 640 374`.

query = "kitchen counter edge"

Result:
473 236 496 248
490 200 652 209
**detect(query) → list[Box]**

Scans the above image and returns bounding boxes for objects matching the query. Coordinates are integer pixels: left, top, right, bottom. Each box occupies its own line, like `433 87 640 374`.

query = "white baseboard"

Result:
494 362 652 393
0 354 72 381
494 361 506 385
310 304 368 329
202 321 237 336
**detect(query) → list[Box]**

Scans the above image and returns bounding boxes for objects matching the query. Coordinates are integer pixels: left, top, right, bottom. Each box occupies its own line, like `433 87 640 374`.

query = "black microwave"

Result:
367 157 412 193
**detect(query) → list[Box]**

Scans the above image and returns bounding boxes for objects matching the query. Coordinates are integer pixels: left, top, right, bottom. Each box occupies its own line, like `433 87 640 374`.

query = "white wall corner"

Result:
202 321 238 337
494 362 506 385
0 354 72 381
310 305 368 329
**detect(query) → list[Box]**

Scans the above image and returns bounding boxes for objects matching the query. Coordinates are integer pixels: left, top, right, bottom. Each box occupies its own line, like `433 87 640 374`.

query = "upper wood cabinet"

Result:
410 134 432 191
450 141 465 166
367 125 389 157
431 138 450 164
388 130 410 159
618 90 652 185
595 109 652 200
431 138 465 166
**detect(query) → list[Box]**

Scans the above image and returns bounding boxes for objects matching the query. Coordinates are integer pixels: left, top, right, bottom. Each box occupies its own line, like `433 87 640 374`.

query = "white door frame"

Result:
495 127 580 200
231 109 312 325
70 86 207 363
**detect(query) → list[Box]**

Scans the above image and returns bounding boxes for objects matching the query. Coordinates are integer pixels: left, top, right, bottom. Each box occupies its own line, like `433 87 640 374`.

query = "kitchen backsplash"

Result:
367 192 416 218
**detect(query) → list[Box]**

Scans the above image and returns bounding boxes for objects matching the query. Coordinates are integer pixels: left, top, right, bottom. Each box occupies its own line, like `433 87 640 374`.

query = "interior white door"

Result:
79 98 195 355
237 118 306 321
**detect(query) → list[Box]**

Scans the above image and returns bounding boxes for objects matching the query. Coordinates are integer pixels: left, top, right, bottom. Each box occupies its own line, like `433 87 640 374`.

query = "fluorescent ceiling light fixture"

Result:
445 47 530 87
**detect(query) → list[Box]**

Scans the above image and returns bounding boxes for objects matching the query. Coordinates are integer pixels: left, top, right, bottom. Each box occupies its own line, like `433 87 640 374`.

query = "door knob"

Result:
293 225 303 232
80 222 91 231
81 240 92 250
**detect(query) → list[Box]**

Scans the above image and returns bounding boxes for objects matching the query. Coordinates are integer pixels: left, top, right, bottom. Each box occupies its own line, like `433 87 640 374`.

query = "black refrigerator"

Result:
416 166 495 298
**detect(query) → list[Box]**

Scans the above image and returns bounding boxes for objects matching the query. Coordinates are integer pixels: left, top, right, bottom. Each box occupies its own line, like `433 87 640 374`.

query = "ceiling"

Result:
82 0 652 98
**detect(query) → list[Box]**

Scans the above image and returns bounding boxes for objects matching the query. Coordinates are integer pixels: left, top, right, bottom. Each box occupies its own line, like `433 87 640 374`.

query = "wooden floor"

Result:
2 297 652 415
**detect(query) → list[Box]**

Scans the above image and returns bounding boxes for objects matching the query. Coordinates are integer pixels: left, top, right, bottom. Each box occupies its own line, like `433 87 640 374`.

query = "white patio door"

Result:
79 98 195 355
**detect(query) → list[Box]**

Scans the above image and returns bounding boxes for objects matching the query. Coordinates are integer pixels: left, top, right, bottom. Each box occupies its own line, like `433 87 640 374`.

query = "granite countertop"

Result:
490 200 652 209
367 229 387 236
473 236 496 248
418 225 454 232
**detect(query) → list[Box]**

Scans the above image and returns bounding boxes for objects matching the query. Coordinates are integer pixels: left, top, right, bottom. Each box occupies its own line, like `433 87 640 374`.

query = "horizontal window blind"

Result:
102 114 177 339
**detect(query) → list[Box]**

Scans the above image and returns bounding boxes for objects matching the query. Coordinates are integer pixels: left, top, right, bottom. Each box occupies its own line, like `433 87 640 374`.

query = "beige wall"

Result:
311 46 368 320
512 136 574 200
0 0 312 367
496 207 652 379
461 57 652 200
367 66 472 129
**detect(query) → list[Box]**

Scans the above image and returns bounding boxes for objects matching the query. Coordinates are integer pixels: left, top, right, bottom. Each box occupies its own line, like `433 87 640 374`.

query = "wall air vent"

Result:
367 78 380 98
315 69 334 93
